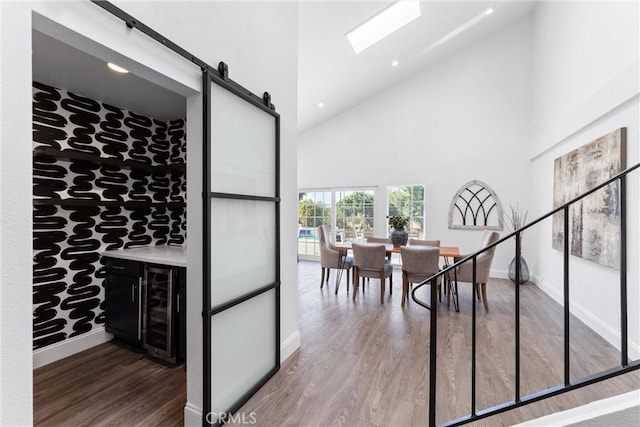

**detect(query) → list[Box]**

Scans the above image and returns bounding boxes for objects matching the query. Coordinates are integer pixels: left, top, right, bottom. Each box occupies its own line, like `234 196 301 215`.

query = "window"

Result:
298 191 331 257
387 185 425 239
297 188 375 258
335 190 375 242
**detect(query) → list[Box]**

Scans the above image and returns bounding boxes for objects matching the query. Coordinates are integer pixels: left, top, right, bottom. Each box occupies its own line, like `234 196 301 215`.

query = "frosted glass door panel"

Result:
211 198 276 306
210 289 276 415
210 83 276 198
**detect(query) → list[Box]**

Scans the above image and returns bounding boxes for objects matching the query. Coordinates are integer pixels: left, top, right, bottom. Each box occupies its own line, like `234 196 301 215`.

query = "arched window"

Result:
448 180 503 230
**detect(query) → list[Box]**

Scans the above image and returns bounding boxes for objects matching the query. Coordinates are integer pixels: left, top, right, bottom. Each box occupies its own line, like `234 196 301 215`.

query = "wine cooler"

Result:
142 265 176 363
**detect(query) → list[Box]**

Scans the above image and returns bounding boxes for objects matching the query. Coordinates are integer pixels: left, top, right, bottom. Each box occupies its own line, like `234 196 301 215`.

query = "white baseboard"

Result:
184 402 202 427
491 268 509 280
280 329 301 363
534 275 640 360
33 327 113 369
182 330 301 425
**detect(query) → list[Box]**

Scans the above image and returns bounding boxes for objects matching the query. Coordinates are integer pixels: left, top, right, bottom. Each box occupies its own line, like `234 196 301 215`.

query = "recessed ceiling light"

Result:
345 1 421 54
391 60 399 67
485 8 494 16
107 62 129 74
318 102 325 108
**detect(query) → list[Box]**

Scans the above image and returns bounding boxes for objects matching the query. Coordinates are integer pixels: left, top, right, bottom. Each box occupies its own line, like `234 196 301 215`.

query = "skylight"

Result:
345 1 421 54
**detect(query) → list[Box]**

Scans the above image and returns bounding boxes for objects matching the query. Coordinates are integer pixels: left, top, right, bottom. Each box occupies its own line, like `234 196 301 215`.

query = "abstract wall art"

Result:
552 128 626 269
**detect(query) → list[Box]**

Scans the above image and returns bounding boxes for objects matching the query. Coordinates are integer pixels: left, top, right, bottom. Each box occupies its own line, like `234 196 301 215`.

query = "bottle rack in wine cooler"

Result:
142 265 175 363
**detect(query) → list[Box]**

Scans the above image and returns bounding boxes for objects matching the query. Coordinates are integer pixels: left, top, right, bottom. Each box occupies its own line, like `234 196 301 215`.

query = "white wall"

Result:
531 1 639 156
0 2 34 424
0 1 299 425
298 16 534 273
298 1 640 359
530 1 639 355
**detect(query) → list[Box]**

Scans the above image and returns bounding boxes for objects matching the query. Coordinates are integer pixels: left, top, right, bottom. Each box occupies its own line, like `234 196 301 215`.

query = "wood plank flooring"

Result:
33 341 185 426
230 261 638 426
34 260 638 426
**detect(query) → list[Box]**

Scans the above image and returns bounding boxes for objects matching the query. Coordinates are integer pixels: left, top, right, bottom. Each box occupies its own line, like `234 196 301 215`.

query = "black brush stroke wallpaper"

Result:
32 81 186 350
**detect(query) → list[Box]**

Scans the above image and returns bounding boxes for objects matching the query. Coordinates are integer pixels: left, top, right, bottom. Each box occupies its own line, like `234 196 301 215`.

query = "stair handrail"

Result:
411 161 640 427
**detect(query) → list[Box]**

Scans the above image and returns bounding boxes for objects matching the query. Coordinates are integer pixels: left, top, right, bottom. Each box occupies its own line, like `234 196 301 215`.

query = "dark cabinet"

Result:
105 256 186 364
105 258 142 345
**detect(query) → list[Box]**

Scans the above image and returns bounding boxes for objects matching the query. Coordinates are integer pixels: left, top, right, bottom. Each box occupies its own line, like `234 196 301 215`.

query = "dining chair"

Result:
363 237 392 292
407 238 442 297
366 237 391 244
409 238 441 247
454 230 500 311
351 242 393 304
400 246 440 307
318 225 353 291
366 237 392 260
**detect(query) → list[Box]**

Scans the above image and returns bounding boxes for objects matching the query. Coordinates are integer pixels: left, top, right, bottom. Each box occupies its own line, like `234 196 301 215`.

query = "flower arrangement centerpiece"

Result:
388 215 409 230
507 204 530 285
388 215 409 247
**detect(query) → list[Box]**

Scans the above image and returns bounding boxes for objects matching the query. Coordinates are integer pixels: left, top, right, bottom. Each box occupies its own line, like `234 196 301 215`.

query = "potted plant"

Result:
506 204 530 284
388 215 409 247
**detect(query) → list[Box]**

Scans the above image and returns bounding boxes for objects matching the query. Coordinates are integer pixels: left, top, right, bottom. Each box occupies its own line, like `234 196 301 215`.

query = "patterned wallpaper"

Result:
32 81 186 350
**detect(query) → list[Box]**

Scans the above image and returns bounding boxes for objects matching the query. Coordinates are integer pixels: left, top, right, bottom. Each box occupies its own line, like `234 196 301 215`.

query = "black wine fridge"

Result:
142 265 176 363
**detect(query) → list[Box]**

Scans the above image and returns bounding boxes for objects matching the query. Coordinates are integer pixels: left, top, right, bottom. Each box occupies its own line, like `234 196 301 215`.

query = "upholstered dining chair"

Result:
366 237 391 244
409 238 441 247
400 246 440 307
408 238 442 296
454 230 500 311
366 236 392 260
318 225 353 291
352 243 393 304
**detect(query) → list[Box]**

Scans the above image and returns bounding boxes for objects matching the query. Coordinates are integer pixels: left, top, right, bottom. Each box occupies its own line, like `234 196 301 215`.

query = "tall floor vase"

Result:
508 255 530 284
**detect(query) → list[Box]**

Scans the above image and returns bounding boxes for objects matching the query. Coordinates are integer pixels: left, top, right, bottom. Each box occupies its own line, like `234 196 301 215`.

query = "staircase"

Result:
412 162 640 426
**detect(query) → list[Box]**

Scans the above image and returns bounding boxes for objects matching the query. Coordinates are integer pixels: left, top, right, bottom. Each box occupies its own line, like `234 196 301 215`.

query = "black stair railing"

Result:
412 162 640 427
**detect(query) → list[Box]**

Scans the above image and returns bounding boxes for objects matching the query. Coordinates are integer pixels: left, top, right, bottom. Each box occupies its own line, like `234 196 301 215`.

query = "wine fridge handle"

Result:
138 277 143 341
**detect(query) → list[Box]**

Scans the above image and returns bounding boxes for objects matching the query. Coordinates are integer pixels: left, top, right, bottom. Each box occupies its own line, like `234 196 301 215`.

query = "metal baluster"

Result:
619 176 628 367
515 233 521 402
563 206 570 386
471 256 477 417
429 271 438 427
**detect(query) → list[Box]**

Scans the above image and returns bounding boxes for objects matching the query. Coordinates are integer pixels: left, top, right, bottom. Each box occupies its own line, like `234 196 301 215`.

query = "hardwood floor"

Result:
230 260 638 426
33 341 185 426
34 260 638 426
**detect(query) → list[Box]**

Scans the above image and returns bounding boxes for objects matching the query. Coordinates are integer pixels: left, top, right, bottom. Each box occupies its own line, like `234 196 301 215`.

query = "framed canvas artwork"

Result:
552 128 626 269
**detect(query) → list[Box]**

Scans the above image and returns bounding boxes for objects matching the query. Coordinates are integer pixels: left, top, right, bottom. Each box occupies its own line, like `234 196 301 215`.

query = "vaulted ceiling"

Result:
297 1 537 131
32 1 538 130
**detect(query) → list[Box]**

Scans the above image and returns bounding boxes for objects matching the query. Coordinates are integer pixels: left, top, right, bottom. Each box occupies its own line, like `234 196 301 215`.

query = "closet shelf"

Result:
33 147 186 172
33 199 186 208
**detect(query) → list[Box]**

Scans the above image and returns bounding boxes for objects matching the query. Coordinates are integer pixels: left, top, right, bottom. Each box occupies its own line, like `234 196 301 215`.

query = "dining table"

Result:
331 241 461 309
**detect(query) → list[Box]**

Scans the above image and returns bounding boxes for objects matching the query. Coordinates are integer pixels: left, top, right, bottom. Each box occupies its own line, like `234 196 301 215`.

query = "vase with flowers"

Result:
388 215 409 248
507 204 530 284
